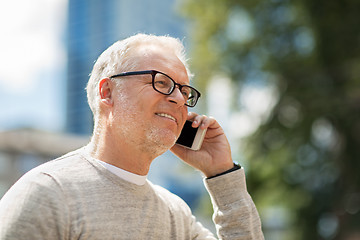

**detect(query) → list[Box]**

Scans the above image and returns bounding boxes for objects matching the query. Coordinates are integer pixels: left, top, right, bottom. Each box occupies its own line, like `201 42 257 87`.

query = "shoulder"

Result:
35 147 89 174
3 148 93 197
148 182 192 214
24 147 99 182
0 151 86 239
150 183 183 201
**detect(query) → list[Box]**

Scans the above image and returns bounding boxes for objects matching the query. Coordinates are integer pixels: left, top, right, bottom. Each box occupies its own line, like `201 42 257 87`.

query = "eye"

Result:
154 74 172 87
154 80 164 85
181 90 188 96
181 88 191 99
154 80 174 95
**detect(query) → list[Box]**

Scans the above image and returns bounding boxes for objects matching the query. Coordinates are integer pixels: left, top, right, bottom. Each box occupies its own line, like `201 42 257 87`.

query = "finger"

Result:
201 116 216 129
187 113 218 129
187 112 203 127
192 115 206 128
193 115 216 129
187 112 198 121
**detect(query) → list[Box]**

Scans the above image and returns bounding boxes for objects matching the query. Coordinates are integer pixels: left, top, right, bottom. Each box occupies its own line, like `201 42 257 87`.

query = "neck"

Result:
86 126 155 176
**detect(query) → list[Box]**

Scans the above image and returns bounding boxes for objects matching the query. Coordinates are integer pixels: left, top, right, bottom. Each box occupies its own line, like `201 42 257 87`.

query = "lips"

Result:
155 113 177 123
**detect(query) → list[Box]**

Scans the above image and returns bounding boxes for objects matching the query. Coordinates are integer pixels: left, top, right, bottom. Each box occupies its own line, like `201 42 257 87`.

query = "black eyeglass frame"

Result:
110 70 201 107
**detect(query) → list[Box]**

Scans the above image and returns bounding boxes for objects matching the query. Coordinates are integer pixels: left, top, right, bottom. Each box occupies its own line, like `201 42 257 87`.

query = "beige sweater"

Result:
0 148 264 239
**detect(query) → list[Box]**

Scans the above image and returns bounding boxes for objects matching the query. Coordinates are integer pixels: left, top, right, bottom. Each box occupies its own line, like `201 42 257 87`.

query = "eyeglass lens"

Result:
153 72 198 107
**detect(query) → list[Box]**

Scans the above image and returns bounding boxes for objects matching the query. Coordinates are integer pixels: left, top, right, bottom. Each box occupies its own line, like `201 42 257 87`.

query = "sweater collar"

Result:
94 159 148 186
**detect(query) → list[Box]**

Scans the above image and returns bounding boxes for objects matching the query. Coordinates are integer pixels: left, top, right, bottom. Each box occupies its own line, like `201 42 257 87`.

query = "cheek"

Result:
112 89 140 121
182 107 189 122
112 88 157 128
177 108 189 134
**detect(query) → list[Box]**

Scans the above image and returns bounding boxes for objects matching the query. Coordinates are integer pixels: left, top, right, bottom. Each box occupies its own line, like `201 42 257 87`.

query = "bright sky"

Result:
0 0 67 131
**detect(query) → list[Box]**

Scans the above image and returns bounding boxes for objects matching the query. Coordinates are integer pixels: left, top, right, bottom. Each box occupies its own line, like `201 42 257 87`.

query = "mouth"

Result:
155 113 177 123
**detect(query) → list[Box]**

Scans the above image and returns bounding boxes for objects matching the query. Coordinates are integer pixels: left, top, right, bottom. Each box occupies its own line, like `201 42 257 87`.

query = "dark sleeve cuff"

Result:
206 163 241 180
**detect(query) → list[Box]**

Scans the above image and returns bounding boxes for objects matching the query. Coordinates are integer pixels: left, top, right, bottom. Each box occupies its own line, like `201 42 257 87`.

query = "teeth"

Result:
156 113 176 122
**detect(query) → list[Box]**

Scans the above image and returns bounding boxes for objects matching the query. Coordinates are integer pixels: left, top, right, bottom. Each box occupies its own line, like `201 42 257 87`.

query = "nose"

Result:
167 86 186 106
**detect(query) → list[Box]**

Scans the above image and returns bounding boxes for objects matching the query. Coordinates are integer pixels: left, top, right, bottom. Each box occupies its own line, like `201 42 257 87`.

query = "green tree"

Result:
181 0 360 239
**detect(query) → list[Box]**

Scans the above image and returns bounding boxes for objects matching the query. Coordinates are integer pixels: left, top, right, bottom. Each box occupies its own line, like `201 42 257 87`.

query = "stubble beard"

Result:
118 117 177 158
144 126 177 157
113 91 177 159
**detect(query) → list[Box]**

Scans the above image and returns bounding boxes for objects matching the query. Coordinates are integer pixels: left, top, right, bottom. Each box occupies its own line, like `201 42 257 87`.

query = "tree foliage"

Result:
181 0 360 239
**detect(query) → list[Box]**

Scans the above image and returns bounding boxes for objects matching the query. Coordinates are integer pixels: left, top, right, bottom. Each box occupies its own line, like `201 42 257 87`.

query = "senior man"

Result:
0 34 264 239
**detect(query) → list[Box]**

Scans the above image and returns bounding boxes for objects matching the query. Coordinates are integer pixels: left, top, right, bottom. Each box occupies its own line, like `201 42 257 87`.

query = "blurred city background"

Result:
0 0 359 239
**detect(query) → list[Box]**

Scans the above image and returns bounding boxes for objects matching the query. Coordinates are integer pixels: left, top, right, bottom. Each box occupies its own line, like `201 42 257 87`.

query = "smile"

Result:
156 113 177 122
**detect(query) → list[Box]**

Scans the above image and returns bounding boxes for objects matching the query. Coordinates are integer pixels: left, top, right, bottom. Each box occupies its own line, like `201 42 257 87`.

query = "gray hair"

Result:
86 33 191 122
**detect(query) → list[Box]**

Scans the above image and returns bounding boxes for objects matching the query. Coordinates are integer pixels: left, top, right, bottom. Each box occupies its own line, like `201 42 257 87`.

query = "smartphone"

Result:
176 120 207 151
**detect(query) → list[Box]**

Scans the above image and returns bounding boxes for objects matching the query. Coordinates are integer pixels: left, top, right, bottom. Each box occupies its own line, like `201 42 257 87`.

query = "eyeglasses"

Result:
110 70 201 107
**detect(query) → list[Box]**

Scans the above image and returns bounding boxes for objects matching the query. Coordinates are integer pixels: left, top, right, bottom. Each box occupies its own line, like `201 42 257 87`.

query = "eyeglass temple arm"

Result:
110 70 154 78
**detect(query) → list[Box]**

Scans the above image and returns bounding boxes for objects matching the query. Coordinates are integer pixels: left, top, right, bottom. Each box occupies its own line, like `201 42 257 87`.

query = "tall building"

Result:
66 0 187 135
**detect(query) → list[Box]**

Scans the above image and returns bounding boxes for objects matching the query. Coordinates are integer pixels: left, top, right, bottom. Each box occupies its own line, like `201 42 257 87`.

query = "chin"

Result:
147 137 176 158
146 128 177 153
156 131 177 149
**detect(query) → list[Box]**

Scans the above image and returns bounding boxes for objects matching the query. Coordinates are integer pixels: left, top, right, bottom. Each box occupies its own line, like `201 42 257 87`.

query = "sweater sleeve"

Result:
0 172 70 240
204 168 264 240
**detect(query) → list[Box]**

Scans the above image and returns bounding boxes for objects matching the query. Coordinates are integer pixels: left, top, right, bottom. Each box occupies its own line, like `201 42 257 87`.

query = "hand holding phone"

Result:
176 120 207 151
171 114 234 177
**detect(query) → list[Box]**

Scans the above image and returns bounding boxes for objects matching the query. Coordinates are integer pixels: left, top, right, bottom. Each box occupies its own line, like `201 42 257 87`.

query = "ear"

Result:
99 78 114 106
